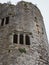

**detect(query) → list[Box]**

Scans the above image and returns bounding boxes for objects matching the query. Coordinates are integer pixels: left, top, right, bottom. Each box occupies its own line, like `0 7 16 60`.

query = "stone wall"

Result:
0 1 49 65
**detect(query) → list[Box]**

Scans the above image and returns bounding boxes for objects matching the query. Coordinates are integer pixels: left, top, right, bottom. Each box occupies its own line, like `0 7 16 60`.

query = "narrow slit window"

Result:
20 34 23 44
5 17 9 24
13 34 18 44
1 18 4 26
25 35 30 45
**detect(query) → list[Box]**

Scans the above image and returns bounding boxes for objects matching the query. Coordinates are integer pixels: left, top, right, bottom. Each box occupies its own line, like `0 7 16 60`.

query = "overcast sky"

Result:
0 0 49 41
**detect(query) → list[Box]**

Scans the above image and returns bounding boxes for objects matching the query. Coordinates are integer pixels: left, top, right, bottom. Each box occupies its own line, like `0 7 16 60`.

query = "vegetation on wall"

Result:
18 48 26 53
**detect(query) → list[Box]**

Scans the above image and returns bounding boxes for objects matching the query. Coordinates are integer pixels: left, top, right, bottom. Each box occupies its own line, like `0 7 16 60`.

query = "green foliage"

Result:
18 48 26 53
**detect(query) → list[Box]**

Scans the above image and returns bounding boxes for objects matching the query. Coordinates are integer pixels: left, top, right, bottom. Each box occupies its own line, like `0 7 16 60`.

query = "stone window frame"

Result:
13 33 30 45
10 31 31 46
13 34 18 44
1 16 9 26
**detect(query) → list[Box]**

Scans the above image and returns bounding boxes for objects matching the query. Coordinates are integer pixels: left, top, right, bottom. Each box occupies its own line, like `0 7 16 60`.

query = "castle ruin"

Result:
0 1 49 65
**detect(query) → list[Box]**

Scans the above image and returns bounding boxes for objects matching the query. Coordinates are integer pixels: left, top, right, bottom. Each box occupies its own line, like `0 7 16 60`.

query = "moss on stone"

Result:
18 48 26 53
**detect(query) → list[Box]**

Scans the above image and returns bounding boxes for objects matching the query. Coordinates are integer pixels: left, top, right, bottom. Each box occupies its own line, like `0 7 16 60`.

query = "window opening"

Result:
1 18 4 26
25 35 30 45
13 34 18 44
35 17 37 20
20 34 23 44
5 17 9 24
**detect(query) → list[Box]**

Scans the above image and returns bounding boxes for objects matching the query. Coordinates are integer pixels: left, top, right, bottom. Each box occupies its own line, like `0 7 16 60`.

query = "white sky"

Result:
0 0 49 41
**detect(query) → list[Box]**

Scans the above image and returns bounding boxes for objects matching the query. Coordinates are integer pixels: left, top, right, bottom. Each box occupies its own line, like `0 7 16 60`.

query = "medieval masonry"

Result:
0 1 49 65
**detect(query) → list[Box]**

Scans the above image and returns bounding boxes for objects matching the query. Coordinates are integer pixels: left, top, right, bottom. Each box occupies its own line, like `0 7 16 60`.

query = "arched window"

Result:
13 34 18 44
1 18 4 26
20 34 23 44
25 35 30 45
5 17 9 24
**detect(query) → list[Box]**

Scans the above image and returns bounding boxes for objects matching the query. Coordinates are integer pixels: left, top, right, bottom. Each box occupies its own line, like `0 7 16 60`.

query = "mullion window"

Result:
20 34 23 44
13 34 18 44
25 35 30 45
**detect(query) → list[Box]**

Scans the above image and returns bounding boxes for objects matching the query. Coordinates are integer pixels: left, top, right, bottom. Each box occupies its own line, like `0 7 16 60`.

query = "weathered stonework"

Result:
0 1 49 65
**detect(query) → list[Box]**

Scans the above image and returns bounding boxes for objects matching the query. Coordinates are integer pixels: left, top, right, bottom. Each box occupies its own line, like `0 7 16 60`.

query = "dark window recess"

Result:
13 34 18 44
34 17 38 23
5 17 9 24
36 24 39 27
35 17 37 20
20 34 23 44
1 18 4 26
24 3 27 8
8 50 10 53
25 35 30 45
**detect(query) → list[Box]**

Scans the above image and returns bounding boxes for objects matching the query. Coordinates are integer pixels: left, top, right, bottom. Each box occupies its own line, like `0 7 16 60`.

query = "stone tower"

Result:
0 1 49 65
